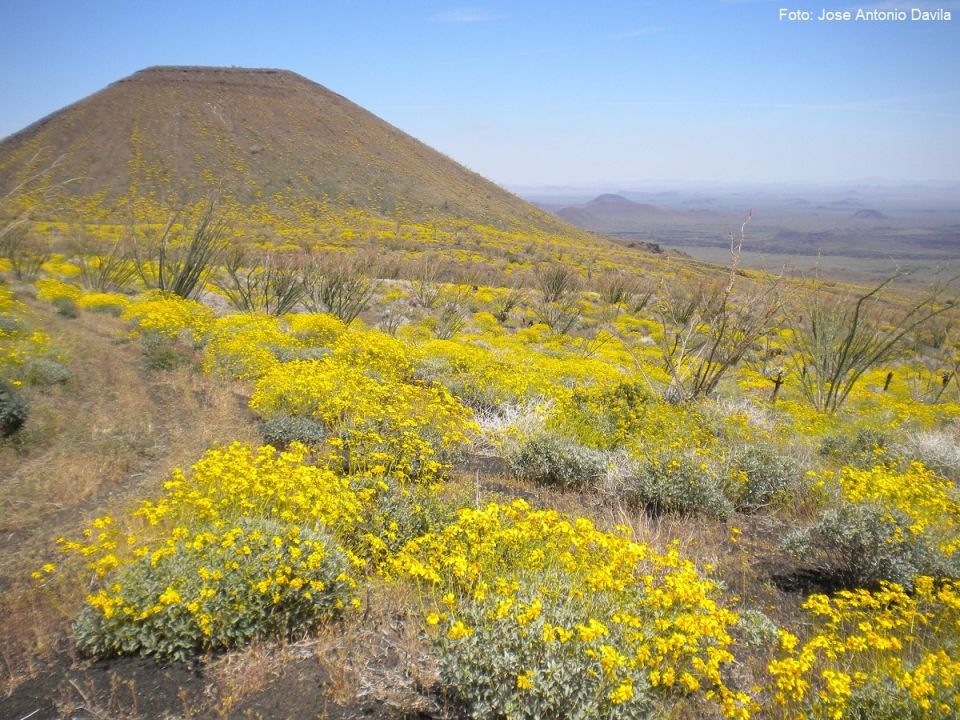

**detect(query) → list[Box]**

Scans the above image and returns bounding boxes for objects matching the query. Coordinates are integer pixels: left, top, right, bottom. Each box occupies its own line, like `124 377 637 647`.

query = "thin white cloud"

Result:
430 7 497 23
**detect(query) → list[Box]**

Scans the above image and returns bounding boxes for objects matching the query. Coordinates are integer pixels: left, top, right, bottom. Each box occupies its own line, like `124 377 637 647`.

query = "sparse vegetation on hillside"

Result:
0 67 581 235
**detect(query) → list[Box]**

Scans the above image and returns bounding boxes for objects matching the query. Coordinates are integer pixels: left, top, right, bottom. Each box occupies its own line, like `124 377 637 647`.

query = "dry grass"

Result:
54 676 142 720
205 642 301 717
0 295 261 697
318 581 439 714
201 581 440 719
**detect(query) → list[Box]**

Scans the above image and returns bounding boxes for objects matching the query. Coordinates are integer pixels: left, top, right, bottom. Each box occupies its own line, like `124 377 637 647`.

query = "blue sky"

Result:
2 1 958 186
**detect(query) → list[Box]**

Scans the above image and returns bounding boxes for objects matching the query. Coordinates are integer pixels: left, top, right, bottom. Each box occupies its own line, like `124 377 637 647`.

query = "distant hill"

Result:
853 209 888 220
0 66 573 233
553 193 673 232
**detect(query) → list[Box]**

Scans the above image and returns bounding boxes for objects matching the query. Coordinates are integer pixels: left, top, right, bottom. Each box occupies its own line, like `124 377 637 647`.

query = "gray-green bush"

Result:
261 414 327 448
25 357 72 385
727 445 803 512
0 381 28 437
435 590 655 720
781 500 955 588
51 295 78 318
622 452 732 518
74 517 353 661
509 433 607 490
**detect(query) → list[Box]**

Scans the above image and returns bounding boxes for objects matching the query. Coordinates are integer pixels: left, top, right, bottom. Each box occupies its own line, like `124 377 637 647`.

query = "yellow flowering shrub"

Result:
331 329 412 380
250 358 474 480
76 291 130 315
1 285 32 377
35 278 82 303
57 443 365 660
416 338 527 412
555 381 716 454
836 461 960 557
122 292 214 341
768 577 960 719
201 313 300 380
133 442 363 531
792 461 960 586
40 258 82 278
73 516 356 660
392 500 754 719
1 283 63 390
285 312 346 347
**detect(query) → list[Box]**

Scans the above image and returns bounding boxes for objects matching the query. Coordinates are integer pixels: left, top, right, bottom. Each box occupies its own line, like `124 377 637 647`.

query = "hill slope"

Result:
0 66 569 232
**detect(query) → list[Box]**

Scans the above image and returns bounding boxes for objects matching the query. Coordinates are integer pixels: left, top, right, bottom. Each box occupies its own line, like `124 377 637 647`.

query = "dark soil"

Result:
0 652 439 720
0 654 205 720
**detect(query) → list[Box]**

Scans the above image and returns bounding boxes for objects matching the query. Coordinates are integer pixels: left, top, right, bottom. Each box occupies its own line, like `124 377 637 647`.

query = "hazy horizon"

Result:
2 1 959 187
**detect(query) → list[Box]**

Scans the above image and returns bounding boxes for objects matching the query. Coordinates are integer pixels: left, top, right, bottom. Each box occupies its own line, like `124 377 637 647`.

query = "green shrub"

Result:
0 315 23 334
85 300 127 316
269 345 330 363
734 608 779 648
261 414 327 448
727 445 802 512
844 681 941 720
509 433 607 490
353 476 460 564
0 381 28 437
25 357 72 385
565 381 653 450
141 333 193 371
781 500 953 588
437 591 654 719
74 516 355 661
622 452 732 518
413 355 506 415
393 501 749 719
52 296 78 318
819 428 890 468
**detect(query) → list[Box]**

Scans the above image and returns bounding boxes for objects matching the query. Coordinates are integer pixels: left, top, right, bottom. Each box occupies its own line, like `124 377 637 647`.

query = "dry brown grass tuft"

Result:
199 581 440 719
206 642 299 718
312 580 439 714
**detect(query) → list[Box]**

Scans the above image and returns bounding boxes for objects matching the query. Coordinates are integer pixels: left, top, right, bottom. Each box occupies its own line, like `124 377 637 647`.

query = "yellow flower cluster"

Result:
58 443 367 658
285 312 346 347
833 461 960 557
135 442 363 532
250 356 474 481
558 380 717 455
35 278 82 303
76 516 358 659
75 291 131 314
201 313 299 380
122 291 214 341
768 577 960 719
1 284 54 382
330 329 412 380
391 499 754 719
40 258 82 278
